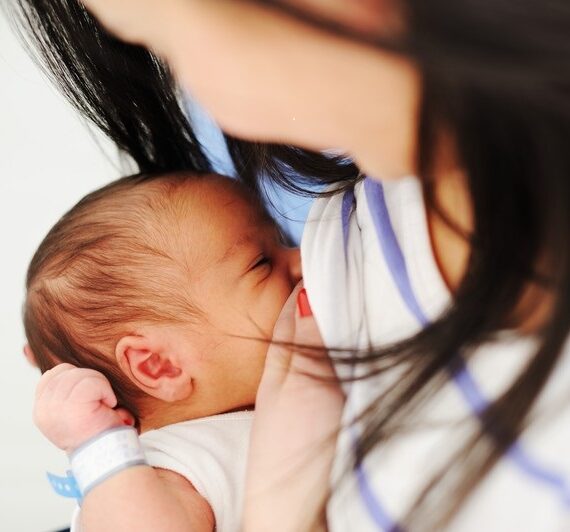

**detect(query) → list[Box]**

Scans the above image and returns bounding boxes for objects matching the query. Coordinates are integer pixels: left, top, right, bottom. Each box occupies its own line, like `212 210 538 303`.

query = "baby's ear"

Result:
23 344 38 368
115 332 193 402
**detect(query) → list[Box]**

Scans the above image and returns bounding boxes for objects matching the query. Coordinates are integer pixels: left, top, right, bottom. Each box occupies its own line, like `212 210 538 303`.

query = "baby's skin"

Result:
30 175 343 531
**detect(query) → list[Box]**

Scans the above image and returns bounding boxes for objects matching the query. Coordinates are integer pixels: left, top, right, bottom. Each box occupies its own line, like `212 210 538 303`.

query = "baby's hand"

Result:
33 364 134 453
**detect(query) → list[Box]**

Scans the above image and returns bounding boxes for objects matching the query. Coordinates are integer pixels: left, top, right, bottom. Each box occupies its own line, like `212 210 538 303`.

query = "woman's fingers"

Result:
246 283 343 531
262 281 338 388
290 289 332 378
273 283 335 380
263 282 305 380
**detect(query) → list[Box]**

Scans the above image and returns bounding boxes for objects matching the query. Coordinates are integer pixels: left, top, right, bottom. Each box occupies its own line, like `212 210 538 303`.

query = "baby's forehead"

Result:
177 175 273 227
149 175 276 267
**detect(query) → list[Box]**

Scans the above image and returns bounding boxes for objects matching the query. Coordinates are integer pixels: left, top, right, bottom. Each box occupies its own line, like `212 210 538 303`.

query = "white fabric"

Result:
301 177 570 531
140 411 253 532
71 411 253 532
70 426 146 497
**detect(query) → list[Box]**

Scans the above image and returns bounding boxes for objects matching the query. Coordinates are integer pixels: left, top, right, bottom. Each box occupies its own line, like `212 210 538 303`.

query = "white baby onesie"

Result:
71 411 253 532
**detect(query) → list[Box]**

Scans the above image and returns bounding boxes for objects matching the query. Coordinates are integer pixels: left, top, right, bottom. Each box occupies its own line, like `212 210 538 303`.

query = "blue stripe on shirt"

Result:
361 177 570 523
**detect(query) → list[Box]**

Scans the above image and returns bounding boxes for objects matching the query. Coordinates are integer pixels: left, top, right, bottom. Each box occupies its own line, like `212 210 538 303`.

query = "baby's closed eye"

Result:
251 256 271 270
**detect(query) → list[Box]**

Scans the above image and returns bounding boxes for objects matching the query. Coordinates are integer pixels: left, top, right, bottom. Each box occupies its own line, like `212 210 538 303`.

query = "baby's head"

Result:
24 173 301 429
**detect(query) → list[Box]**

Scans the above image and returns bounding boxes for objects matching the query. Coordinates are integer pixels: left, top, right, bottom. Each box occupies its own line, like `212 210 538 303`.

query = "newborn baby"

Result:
25 172 302 531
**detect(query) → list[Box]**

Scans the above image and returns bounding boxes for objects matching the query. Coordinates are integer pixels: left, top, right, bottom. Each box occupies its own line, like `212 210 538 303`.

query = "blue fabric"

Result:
341 188 355 258
47 471 82 502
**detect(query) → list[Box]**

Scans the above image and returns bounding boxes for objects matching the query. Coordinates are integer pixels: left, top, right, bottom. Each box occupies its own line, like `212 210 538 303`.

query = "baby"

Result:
25 172 302 531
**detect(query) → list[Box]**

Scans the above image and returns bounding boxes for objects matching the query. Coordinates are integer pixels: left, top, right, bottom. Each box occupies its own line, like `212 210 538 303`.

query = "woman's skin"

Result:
255 0 404 36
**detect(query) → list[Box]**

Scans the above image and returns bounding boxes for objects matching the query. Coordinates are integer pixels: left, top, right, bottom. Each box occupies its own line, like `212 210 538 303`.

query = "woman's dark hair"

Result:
11 0 357 196
14 0 570 528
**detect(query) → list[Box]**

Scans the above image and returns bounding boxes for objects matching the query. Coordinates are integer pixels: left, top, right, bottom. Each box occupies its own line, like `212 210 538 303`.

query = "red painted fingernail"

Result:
297 288 313 318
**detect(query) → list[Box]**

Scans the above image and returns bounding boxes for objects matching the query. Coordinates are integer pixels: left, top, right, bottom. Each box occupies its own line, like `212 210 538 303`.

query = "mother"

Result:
16 0 570 530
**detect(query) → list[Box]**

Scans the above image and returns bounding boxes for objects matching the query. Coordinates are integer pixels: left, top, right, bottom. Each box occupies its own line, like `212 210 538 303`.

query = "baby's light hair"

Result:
24 172 209 421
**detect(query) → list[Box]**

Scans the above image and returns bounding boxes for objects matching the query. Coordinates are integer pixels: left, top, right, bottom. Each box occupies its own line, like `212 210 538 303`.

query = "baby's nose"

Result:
287 248 302 284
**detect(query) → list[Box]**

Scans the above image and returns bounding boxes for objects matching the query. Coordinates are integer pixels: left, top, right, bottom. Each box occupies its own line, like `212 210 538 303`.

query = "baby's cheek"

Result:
256 287 289 333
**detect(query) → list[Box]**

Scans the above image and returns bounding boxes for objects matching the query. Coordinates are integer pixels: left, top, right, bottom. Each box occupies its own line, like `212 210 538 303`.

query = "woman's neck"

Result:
427 161 551 334
427 166 473 293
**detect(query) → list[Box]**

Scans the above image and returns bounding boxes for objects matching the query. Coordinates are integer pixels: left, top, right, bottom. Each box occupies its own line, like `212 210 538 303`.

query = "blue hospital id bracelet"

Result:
47 470 82 500
69 426 147 497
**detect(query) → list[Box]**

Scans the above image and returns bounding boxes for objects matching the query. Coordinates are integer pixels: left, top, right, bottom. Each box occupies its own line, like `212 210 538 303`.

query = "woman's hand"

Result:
244 284 345 532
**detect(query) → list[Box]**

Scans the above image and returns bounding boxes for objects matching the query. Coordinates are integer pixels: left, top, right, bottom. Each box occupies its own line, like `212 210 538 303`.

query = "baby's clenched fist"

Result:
34 364 134 453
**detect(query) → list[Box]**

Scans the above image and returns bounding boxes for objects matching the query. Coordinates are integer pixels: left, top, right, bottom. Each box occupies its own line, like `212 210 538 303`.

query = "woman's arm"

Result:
244 285 345 532
34 364 214 532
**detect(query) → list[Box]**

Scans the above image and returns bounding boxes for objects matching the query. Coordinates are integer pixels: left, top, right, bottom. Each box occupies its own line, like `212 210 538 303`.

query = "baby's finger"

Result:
66 372 117 409
77 369 118 408
35 363 77 401
114 407 136 427
47 367 96 402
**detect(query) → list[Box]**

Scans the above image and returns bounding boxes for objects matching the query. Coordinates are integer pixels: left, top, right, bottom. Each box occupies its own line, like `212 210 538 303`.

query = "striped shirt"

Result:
302 177 570 531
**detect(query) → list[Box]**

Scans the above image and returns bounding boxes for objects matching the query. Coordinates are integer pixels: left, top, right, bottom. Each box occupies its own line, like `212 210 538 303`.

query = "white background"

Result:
0 7 120 530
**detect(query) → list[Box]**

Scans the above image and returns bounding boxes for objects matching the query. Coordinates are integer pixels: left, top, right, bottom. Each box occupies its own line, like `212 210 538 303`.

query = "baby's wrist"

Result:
69 426 147 498
65 419 127 455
